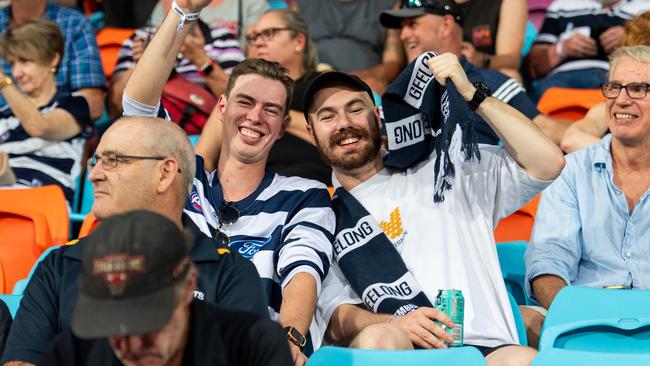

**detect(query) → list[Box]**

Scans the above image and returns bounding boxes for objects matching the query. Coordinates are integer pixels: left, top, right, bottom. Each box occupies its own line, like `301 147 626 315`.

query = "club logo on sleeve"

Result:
190 191 203 212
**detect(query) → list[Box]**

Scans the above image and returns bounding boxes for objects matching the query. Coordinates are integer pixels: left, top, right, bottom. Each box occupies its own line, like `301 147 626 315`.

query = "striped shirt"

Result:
0 94 92 203
0 4 106 100
534 0 648 75
122 95 335 353
461 57 539 145
113 20 244 84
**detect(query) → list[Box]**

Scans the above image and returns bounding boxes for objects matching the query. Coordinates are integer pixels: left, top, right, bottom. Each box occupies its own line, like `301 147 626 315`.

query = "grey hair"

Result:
609 45 650 73
116 117 196 201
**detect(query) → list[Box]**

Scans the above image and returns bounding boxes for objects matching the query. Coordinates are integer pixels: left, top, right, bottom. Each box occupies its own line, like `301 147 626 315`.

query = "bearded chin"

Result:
318 126 382 171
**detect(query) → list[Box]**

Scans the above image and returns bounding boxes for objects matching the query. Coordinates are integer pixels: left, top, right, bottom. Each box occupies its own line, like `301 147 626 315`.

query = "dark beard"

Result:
316 115 382 171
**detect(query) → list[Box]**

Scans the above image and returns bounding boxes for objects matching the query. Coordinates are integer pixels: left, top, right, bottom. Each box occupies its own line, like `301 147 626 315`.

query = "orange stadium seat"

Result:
494 194 540 243
0 208 53 293
78 213 100 238
96 27 135 79
537 87 605 121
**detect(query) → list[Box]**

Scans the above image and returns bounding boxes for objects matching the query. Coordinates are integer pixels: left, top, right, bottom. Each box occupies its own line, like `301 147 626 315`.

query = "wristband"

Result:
555 41 565 60
172 0 200 34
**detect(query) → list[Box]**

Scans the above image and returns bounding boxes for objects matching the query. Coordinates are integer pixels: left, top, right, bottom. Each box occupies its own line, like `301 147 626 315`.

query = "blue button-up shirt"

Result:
525 134 650 298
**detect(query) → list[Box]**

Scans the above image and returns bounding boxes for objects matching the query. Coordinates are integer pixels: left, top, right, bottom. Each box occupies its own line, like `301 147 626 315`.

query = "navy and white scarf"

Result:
333 52 479 316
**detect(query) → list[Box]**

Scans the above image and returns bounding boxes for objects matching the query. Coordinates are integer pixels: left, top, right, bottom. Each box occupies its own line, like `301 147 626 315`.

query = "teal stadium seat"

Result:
496 241 534 305
188 134 200 147
306 346 487 366
532 349 650 366
539 286 650 353
0 294 23 318
508 292 528 346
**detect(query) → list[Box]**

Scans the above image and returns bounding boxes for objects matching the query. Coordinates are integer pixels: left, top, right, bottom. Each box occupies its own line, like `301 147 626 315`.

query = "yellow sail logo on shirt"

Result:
379 207 404 240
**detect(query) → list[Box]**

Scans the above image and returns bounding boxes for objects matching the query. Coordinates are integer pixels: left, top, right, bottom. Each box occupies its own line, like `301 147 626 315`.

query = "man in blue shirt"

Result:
379 0 571 145
524 45 650 347
0 0 105 120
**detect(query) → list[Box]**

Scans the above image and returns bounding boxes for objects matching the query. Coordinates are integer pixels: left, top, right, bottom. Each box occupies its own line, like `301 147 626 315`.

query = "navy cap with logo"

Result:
302 71 375 122
380 0 462 29
72 210 191 339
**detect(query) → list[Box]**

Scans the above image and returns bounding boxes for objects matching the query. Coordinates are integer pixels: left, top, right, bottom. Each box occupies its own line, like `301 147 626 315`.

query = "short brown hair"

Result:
0 19 64 68
225 58 294 117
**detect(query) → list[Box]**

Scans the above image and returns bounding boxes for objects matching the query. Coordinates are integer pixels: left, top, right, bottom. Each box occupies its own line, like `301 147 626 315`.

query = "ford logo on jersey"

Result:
229 237 272 259
190 191 202 212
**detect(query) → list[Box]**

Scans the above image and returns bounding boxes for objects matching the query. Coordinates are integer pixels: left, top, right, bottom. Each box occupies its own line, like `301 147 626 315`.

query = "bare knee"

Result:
486 345 537 366
350 323 412 350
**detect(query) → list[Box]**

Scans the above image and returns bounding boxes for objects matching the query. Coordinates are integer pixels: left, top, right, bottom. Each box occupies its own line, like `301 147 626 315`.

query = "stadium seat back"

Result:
78 213 100 238
509 292 528 346
306 346 487 366
0 294 23 318
96 27 135 79
12 245 60 295
494 194 540 243
540 286 650 352
532 348 650 366
497 241 530 305
0 210 52 293
537 88 604 121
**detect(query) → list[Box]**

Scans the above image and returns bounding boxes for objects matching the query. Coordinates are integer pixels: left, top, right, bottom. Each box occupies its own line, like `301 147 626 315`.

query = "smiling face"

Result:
606 56 650 147
308 85 382 171
219 73 289 165
400 14 446 63
6 55 57 97
246 11 303 68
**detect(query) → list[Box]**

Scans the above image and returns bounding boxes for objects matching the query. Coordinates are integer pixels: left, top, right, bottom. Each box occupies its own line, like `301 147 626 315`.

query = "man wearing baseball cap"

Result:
305 51 564 364
379 0 570 146
42 210 292 366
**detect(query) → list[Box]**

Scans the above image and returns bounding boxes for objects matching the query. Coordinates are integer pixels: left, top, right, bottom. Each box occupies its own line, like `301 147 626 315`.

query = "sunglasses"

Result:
214 202 241 245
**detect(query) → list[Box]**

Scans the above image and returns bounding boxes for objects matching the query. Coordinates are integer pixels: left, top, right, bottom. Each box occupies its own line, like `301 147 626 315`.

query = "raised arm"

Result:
427 53 565 181
124 0 213 107
491 0 526 80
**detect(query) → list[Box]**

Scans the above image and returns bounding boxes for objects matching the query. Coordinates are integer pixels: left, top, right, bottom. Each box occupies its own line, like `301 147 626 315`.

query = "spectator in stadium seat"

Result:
526 0 649 101
108 0 245 119
122 1 335 364
304 54 563 364
455 0 527 83
380 0 571 145
292 0 405 94
198 8 331 184
524 46 650 348
41 210 292 366
0 19 92 204
560 11 650 153
0 0 105 121
0 115 267 366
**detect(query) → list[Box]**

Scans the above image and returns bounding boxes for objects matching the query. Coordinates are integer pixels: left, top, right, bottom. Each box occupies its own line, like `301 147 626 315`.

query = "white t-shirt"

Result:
318 145 550 347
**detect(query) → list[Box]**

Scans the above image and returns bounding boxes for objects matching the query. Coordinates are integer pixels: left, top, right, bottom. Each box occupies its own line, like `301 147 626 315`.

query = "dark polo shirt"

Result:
1 216 267 365
42 300 292 366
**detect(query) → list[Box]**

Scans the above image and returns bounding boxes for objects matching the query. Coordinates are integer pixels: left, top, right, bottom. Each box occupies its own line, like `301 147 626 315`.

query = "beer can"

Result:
435 289 464 347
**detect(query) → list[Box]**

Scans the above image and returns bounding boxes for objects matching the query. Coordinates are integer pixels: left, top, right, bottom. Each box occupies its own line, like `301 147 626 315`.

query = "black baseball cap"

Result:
72 210 191 338
380 0 462 29
302 71 375 122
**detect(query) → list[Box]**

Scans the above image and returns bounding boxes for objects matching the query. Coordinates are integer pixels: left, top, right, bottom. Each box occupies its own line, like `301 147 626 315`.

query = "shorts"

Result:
468 343 519 357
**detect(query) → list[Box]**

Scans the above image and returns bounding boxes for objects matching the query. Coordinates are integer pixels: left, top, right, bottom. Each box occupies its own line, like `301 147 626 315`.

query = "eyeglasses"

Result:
88 152 170 171
601 82 650 100
245 27 291 46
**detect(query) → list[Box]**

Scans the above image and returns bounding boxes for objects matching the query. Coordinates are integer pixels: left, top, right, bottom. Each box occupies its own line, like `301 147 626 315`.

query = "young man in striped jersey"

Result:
121 1 334 365
380 0 570 145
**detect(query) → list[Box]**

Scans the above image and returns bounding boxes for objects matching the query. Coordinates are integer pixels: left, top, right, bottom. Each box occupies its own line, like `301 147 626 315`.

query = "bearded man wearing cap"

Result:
304 50 564 363
41 210 293 366
380 0 570 145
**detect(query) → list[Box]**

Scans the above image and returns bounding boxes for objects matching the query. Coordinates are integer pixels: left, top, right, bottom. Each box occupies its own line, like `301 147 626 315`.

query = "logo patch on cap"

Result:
93 255 146 295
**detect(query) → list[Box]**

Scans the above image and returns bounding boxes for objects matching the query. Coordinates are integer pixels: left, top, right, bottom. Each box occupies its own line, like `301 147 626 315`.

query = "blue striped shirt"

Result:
0 94 92 203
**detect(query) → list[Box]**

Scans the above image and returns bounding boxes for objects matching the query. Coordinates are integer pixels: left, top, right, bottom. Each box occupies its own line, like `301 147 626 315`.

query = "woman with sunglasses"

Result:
560 11 650 154
0 19 92 204
198 9 332 185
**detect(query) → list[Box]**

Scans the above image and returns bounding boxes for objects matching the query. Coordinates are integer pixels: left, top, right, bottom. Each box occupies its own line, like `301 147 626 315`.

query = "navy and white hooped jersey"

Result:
185 157 335 351
0 93 91 203
534 0 648 75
